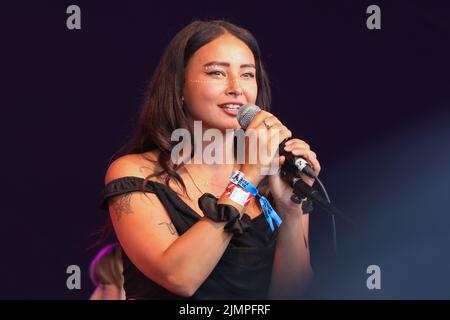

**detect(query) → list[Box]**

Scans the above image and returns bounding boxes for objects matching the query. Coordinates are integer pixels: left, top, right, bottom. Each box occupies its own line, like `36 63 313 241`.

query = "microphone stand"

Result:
279 162 357 228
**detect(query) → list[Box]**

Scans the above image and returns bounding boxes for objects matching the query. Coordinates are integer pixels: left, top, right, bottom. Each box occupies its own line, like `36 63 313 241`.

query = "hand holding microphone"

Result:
237 104 321 187
236 104 321 214
237 104 354 251
236 106 292 186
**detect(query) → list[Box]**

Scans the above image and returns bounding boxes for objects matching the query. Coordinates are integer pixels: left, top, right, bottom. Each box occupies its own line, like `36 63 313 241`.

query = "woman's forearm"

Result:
268 212 313 299
160 217 232 296
160 195 244 296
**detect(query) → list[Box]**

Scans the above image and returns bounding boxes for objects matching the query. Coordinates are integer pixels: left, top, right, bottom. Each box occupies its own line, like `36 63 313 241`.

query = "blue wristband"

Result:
230 171 282 232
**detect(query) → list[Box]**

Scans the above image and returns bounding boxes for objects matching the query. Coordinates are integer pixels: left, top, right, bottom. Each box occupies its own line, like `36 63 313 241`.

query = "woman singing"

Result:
100 20 320 299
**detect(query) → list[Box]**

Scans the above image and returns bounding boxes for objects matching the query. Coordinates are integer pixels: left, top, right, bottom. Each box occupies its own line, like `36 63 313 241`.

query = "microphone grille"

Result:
237 104 261 129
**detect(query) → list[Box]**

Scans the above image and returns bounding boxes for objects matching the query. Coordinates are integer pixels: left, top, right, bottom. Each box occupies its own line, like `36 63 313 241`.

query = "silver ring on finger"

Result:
263 119 272 129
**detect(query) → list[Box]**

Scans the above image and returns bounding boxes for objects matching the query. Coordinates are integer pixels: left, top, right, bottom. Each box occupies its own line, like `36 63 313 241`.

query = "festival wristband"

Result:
223 181 254 206
229 171 282 232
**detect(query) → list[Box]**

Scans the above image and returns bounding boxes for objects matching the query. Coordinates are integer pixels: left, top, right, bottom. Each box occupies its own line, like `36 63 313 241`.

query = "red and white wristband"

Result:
223 180 254 207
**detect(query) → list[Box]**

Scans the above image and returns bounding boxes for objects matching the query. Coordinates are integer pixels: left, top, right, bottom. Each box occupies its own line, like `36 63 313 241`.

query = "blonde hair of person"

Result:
89 242 125 300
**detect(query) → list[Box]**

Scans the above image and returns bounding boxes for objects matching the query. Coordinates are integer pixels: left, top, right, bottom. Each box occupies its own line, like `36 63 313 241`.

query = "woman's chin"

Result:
201 120 240 131
220 122 241 131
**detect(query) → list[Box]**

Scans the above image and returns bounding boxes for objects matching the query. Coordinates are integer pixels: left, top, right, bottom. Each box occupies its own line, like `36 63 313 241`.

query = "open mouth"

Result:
217 103 243 110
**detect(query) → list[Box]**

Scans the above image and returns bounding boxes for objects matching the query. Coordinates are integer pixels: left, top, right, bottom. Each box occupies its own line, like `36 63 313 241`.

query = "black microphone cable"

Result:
311 174 337 256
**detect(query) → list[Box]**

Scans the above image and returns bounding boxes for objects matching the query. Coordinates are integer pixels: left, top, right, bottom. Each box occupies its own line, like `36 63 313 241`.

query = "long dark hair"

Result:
112 20 272 196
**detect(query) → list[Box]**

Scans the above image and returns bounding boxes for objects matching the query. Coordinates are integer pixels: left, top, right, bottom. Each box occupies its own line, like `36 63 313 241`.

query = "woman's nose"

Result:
226 78 243 96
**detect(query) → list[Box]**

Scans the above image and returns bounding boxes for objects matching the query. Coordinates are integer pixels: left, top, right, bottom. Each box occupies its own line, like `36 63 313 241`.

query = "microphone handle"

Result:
278 139 316 179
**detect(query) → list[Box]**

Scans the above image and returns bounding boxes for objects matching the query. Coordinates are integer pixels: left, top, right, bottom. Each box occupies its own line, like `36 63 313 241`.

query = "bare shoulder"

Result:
105 149 176 224
104 150 161 185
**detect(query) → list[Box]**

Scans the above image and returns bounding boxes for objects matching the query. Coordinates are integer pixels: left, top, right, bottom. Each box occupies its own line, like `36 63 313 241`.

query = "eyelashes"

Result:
242 72 255 79
206 71 225 77
205 71 255 79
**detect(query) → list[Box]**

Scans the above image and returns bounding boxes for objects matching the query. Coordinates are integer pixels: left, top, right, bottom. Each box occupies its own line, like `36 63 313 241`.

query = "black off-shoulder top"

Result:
100 176 279 300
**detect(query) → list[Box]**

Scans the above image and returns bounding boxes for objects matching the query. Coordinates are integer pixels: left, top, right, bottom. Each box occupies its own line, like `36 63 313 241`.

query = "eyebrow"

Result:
203 61 256 69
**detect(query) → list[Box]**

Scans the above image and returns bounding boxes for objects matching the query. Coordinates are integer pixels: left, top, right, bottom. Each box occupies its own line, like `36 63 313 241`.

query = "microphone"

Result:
238 104 356 241
237 104 316 179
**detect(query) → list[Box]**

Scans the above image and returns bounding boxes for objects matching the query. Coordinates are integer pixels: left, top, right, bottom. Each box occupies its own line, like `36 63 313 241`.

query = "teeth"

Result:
221 104 241 109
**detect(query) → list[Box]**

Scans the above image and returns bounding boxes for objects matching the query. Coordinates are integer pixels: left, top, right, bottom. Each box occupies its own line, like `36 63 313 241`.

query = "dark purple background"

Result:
3 0 450 299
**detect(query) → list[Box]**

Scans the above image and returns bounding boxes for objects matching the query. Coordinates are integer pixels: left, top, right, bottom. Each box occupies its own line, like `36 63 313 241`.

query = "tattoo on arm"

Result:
110 193 133 221
158 222 178 235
